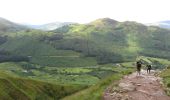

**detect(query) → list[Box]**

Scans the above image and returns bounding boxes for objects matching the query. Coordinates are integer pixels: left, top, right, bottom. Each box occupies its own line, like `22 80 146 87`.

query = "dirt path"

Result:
103 70 170 100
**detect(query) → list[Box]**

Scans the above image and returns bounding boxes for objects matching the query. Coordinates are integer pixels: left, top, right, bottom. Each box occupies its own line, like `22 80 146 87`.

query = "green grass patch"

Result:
31 56 97 67
61 66 133 100
0 72 87 100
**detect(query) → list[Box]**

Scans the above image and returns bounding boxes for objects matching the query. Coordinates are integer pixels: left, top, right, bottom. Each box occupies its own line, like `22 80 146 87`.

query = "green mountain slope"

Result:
0 72 85 100
51 18 170 63
1 17 170 65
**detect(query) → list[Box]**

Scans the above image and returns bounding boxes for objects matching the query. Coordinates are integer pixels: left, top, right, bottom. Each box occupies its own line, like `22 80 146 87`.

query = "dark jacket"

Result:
147 65 152 69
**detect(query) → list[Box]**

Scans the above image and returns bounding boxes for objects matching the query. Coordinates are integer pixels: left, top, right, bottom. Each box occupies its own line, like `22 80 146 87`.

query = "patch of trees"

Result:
53 38 87 52
40 34 64 42
20 63 37 71
0 36 7 45
0 55 29 62
57 40 124 63
47 34 63 41
96 51 124 64
140 51 170 60
53 25 70 33
0 50 29 62
0 50 10 55
44 36 125 64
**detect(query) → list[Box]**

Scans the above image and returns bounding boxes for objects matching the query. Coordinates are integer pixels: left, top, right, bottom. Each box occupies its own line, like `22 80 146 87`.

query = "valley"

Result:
0 17 170 99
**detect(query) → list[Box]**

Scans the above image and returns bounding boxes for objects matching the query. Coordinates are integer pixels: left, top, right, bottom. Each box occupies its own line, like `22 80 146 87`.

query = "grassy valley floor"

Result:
0 56 169 99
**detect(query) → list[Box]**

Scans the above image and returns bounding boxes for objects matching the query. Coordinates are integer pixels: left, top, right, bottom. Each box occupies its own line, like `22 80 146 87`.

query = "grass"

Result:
62 57 170 100
0 62 112 85
0 72 86 100
47 67 93 74
0 61 133 99
62 74 123 100
62 68 133 100
147 57 170 96
31 56 97 67
160 67 170 96
0 61 135 86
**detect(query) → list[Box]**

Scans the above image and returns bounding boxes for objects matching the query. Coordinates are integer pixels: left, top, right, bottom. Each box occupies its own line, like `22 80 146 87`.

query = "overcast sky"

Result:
0 0 169 24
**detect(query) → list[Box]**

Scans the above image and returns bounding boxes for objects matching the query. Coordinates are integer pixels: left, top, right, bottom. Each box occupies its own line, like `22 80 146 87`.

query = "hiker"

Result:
136 60 142 76
147 64 152 74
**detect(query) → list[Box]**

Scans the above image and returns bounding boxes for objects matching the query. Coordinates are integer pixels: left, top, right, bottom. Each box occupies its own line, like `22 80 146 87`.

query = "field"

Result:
0 61 130 85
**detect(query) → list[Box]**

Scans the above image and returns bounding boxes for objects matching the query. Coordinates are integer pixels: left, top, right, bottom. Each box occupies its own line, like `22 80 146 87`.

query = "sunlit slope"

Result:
1 18 170 64
51 18 170 63
0 72 85 100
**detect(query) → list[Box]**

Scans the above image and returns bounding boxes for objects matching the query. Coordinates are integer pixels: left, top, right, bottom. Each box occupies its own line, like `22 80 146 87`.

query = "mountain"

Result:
51 18 170 63
26 22 74 31
0 17 27 34
146 20 170 29
1 17 170 64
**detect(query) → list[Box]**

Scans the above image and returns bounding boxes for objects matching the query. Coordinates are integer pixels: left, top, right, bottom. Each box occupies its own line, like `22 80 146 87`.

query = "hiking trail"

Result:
103 70 170 100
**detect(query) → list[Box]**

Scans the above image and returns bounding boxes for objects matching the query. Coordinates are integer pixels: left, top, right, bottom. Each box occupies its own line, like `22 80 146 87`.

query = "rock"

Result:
119 83 136 91
137 84 141 86
110 92 116 96
157 77 162 81
112 87 120 92
116 93 123 99
160 81 164 85
120 89 128 93
130 81 136 85
103 71 170 100
149 82 153 84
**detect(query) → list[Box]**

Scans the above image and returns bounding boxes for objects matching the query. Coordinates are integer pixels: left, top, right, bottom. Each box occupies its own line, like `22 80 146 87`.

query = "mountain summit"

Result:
0 17 26 34
89 18 118 28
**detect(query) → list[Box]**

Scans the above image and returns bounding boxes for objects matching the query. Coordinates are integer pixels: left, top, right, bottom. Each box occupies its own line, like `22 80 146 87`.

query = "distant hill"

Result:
146 20 170 29
0 17 27 34
1 17 170 64
52 18 170 63
26 22 74 31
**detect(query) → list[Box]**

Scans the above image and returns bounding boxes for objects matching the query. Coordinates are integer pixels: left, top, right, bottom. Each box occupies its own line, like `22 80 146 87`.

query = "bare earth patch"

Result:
103 70 170 100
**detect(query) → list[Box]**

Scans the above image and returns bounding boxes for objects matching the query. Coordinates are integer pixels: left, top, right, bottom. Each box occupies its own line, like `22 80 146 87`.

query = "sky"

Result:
0 0 169 25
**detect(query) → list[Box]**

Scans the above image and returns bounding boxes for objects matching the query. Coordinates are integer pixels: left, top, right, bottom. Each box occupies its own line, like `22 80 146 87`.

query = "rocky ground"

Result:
103 70 170 100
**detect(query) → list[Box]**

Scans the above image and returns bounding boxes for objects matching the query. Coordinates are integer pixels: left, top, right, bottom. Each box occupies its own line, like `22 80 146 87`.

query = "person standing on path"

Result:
147 64 152 74
136 60 142 76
